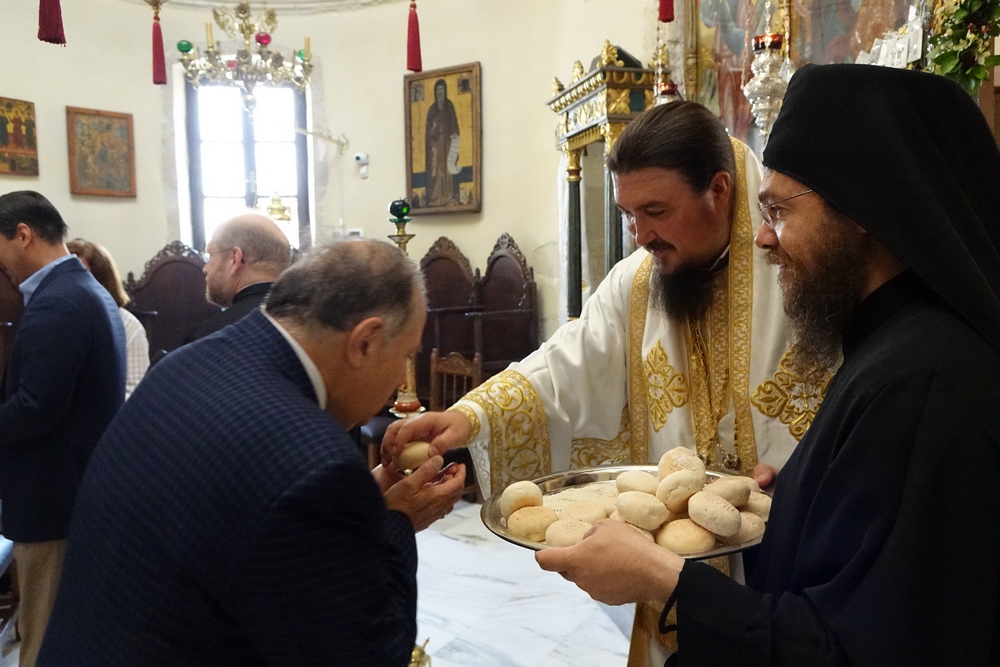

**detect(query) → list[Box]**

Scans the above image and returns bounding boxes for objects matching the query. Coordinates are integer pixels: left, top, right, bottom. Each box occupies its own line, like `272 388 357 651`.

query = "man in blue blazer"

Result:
39 238 466 666
0 190 125 667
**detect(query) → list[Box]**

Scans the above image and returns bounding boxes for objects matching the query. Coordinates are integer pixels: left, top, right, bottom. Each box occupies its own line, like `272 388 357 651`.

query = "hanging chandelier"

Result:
177 1 312 114
742 0 795 147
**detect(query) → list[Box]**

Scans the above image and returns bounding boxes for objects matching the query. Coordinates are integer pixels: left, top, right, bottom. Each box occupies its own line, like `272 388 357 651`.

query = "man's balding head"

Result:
204 213 292 307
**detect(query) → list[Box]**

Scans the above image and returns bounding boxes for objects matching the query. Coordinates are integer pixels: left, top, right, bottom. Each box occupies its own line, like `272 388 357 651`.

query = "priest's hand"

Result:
752 462 780 492
535 519 685 605
381 410 472 469
381 456 466 532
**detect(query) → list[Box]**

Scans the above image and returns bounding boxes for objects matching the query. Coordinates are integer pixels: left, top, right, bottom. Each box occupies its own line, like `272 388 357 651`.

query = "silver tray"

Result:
481 464 765 561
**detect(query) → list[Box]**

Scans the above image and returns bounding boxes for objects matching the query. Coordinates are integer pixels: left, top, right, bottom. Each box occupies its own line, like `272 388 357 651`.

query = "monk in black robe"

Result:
537 64 1000 666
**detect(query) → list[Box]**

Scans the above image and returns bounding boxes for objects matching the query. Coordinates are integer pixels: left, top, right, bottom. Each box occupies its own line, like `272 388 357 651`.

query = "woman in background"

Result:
67 239 149 399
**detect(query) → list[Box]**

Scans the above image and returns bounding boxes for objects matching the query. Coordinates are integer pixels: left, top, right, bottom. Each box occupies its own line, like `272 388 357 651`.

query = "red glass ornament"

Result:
255 32 271 46
226 60 237 68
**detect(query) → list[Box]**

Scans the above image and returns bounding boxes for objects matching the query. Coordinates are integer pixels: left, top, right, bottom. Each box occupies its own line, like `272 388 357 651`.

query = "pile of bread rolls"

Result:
499 446 771 554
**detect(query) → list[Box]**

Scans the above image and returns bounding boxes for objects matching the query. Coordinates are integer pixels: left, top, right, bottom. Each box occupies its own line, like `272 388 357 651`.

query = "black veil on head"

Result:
763 63 1000 352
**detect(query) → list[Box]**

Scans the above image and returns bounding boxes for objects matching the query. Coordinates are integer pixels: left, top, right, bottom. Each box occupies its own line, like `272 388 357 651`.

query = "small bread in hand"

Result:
393 441 432 473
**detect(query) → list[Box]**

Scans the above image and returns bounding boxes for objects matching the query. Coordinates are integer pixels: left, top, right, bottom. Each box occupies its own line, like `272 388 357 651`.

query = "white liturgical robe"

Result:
450 138 833 667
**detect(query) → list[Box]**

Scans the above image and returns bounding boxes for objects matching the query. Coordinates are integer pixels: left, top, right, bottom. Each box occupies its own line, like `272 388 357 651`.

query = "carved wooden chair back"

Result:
124 241 221 358
429 348 483 412
418 237 480 402
474 233 539 376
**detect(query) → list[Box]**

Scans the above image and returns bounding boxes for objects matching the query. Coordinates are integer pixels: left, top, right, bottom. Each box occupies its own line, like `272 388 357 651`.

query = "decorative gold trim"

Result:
599 40 625 67
562 125 604 152
566 147 583 183
643 340 689 431
728 138 758 473
751 346 833 441
684 0 698 99
570 407 632 467
682 139 757 474
448 403 481 447
464 370 551 495
553 77 564 95
628 255 654 464
601 122 627 154
571 60 586 83
607 88 631 114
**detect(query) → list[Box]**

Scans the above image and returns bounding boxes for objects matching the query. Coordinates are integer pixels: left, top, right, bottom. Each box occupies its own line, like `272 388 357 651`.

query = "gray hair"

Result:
265 238 425 340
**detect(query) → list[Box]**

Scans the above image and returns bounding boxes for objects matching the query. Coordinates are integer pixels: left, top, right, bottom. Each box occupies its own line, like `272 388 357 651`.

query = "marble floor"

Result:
415 500 631 667
0 501 632 667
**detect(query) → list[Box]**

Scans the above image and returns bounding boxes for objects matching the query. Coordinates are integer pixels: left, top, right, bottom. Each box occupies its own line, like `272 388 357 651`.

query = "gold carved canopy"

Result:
548 41 656 155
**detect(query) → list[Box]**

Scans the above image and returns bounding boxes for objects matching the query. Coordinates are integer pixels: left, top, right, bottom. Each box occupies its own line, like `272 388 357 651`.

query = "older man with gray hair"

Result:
187 212 293 342
38 238 465 666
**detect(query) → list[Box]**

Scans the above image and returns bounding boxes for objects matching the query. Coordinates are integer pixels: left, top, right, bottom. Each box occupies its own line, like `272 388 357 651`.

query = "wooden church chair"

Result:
124 241 221 359
469 233 540 377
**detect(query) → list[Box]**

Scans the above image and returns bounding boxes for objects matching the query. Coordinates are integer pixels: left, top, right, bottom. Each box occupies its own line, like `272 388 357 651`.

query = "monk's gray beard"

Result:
769 225 870 369
649 262 718 321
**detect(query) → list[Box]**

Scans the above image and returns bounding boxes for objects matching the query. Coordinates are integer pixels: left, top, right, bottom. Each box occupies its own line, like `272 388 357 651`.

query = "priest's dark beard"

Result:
649 261 718 321
767 221 871 369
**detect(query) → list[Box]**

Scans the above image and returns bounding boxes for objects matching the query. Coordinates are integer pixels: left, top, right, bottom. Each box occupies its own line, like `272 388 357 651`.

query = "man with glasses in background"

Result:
384 100 836 667
186 212 292 343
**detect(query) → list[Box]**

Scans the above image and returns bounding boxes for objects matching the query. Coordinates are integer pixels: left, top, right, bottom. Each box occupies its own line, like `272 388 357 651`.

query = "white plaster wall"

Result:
3 0 662 335
1 0 172 282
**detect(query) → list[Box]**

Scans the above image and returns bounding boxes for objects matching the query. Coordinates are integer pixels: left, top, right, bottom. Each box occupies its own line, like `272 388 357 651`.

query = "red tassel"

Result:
406 1 422 73
38 0 66 45
658 0 674 22
152 16 167 85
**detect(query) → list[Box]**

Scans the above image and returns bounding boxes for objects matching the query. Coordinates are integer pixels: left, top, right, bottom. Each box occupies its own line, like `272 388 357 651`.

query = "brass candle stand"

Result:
387 199 425 418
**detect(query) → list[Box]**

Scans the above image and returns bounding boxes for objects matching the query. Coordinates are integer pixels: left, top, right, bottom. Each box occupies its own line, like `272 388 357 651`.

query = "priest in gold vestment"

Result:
384 101 833 667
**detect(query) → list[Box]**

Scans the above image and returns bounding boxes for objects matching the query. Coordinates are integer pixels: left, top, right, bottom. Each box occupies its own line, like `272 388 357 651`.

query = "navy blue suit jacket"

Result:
0 256 125 543
39 311 418 666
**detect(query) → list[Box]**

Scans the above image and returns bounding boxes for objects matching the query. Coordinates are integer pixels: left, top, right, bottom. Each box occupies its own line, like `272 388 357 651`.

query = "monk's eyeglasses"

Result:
758 190 813 228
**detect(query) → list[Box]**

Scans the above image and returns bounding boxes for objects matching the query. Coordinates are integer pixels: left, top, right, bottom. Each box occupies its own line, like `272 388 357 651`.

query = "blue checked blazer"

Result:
0 256 125 543
39 310 418 666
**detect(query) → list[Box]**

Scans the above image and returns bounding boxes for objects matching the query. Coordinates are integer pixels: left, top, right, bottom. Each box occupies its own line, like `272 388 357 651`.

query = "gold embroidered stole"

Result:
685 138 758 474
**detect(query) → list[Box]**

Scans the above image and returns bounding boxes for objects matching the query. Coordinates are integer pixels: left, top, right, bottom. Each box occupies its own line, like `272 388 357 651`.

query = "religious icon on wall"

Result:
689 0 909 143
404 62 482 215
0 97 40 177
66 106 136 197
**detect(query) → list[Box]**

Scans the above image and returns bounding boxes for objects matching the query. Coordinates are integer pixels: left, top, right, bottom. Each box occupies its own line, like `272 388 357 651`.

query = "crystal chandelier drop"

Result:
177 1 312 115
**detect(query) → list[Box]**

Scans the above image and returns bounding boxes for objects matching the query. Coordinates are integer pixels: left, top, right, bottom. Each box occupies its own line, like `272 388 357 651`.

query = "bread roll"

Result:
507 506 559 541
656 518 716 554
393 441 431 472
655 469 704 513
616 491 670 531
657 447 706 481
703 477 751 508
545 519 592 547
500 480 543 519
744 491 772 521
609 509 624 522
630 524 656 542
717 511 766 545
555 500 607 524
616 470 659 495
687 491 741 537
